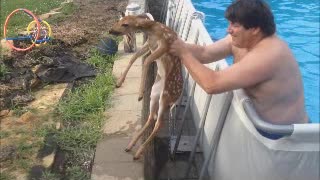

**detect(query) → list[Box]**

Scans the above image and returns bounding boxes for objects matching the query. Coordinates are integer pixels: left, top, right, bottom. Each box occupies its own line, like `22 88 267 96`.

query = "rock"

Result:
0 39 12 56
37 106 46 110
30 78 42 89
12 94 35 105
41 56 55 66
0 84 11 97
29 165 46 180
42 152 56 168
56 122 62 130
0 109 10 117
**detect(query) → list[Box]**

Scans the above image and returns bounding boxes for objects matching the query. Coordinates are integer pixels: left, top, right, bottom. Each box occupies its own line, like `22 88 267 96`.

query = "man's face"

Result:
227 21 253 48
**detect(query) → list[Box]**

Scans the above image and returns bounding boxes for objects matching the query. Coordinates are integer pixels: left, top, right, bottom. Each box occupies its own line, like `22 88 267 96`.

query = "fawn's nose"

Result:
109 29 115 34
108 29 120 35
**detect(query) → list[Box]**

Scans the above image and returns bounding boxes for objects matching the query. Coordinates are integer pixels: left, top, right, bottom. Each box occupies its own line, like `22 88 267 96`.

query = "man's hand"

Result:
169 38 188 57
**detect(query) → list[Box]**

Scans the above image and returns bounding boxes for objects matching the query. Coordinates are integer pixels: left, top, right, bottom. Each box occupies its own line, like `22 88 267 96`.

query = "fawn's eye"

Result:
122 24 129 27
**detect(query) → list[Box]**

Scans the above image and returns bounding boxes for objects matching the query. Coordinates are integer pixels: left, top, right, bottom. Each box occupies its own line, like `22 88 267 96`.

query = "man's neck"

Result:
247 33 267 51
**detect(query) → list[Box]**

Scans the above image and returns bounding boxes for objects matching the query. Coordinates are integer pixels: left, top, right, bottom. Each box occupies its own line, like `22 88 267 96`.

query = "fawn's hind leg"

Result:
125 77 161 152
133 93 170 160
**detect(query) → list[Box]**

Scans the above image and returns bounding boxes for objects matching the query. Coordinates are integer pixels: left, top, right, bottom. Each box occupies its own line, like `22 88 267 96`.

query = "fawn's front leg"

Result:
138 45 167 101
116 42 150 88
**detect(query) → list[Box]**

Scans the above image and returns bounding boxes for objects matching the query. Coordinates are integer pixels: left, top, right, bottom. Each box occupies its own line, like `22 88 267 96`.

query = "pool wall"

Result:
163 0 320 179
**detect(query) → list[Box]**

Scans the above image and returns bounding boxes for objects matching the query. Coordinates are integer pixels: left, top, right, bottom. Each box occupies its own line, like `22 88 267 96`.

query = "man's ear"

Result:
251 27 261 35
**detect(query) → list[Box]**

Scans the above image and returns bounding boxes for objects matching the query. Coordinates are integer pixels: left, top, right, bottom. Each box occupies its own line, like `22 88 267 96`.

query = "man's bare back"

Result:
169 0 308 126
232 35 308 125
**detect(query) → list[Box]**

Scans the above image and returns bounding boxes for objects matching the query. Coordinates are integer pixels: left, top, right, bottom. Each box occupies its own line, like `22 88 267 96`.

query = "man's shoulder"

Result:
258 35 289 53
251 36 290 61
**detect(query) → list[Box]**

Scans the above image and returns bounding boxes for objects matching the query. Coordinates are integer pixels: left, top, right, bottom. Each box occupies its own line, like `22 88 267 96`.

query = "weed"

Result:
102 32 123 44
11 106 39 117
56 125 102 152
11 106 28 117
47 2 78 24
33 124 57 138
16 141 36 157
0 171 14 180
39 170 61 180
27 107 39 114
15 158 32 171
57 72 114 123
53 49 117 177
0 130 10 139
60 2 78 15
87 49 116 70
66 148 95 167
0 63 9 78
65 166 90 180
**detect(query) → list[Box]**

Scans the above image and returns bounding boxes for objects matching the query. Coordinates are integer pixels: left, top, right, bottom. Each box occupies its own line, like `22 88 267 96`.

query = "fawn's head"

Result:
109 12 154 36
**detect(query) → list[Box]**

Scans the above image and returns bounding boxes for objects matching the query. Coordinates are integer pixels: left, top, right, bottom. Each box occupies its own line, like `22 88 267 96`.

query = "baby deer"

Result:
109 13 183 160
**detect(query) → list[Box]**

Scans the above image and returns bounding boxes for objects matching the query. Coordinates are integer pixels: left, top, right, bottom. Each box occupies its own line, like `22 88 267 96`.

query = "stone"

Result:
42 152 55 168
0 110 10 117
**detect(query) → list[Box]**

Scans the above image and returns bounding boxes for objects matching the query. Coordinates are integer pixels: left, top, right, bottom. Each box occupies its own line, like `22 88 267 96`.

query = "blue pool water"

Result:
191 0 319 123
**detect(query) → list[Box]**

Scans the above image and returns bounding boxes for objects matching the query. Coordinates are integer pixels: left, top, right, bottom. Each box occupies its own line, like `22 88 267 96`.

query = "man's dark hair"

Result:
225 0 276 36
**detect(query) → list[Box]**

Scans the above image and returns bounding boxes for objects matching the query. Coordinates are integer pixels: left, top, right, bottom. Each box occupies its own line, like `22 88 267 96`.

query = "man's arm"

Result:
170 35 233 64
180 48 275 94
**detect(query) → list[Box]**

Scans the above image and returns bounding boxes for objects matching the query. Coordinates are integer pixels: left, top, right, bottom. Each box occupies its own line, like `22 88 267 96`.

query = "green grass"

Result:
57 73 115 122
38 170 61 180
56 68 115 152
0 172 15 180
1 0 72 37
53 51 116 175
0 0 105 179
56 124 102 152
0 130 11 139
87 49 117 71
48 2 78 25
11 106 28 116
65 166 90 180
0 43 117 180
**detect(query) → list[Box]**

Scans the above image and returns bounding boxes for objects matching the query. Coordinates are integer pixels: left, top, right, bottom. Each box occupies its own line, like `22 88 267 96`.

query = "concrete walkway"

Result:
91 34 144 180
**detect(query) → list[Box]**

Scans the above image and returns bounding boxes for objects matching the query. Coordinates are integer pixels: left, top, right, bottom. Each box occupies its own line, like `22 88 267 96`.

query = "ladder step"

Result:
170 136 202 153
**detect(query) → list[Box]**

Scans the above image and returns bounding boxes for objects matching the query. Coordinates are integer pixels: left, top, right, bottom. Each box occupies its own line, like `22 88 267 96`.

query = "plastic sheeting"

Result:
35 56 96 83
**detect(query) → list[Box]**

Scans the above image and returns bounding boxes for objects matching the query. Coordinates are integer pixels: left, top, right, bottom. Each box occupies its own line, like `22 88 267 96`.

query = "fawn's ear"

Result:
137 13 154 21
135 16 153 28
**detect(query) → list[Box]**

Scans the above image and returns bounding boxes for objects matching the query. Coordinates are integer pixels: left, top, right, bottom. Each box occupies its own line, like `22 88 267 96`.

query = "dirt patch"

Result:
1 0 127 109
0 0 127 177
54 0 127 55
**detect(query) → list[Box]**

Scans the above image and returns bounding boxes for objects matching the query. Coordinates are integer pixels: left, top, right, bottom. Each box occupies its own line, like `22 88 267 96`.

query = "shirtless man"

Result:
169 0 308 126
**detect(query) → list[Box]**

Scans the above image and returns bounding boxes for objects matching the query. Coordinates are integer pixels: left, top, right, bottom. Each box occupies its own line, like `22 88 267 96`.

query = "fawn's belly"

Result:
156 59 166 78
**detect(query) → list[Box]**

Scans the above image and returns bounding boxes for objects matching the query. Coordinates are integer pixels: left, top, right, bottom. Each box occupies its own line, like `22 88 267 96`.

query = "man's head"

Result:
225 0 275 37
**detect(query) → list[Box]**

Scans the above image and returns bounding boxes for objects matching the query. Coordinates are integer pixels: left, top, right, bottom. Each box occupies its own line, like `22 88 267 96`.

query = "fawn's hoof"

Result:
124 148 131 152
115 83 122 88
138 96 143 101
133 156 140 160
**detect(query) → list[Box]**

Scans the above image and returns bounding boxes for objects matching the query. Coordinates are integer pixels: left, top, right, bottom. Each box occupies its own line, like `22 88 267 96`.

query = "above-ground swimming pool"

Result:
192 0 319 123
